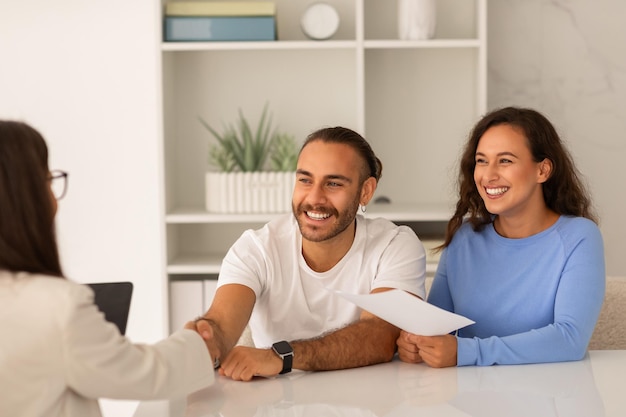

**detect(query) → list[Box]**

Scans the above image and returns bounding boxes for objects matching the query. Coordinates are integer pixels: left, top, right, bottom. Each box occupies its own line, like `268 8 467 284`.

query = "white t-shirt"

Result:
217 214 426 348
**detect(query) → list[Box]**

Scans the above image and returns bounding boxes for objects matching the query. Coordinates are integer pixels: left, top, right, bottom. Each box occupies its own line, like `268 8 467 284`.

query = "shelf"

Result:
167 254 439 275
162 38 480 52
363 39 481 49
166 204 448 276
167 254 222 274
165 203 452 224
162 40 358 52
165 209 281 224
366 203 452 222
166 209 284 224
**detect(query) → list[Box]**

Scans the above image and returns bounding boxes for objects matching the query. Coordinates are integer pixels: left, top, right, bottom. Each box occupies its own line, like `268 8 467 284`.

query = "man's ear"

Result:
538 158 553 184
360 177 377 206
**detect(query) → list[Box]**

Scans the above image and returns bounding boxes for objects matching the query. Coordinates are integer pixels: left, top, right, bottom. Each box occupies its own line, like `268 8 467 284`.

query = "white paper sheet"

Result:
333 289 474 336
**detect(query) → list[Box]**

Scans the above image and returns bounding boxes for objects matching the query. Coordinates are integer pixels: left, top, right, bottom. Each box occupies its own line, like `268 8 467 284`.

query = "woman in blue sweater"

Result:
397 107 605 367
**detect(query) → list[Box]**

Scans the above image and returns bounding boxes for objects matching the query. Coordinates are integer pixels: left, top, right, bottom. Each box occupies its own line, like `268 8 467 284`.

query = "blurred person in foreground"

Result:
0 120 216 417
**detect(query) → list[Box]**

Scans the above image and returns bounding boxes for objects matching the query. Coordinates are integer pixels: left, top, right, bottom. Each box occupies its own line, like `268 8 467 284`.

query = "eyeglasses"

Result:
49 170 69 200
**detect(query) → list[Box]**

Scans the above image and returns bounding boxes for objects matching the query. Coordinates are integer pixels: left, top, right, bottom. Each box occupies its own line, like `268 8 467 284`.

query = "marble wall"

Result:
488 0 626 276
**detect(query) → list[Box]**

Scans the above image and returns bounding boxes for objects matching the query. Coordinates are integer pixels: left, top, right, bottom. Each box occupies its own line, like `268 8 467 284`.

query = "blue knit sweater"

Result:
428 216 605 366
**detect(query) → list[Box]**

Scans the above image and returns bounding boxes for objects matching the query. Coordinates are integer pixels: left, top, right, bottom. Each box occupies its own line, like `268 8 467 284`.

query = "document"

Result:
334 289 474 336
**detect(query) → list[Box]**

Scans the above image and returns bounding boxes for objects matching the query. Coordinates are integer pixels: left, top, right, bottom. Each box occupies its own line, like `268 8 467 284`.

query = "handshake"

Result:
185 317 224 369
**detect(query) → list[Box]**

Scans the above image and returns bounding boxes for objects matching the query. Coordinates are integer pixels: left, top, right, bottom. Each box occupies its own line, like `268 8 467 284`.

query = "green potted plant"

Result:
199 104 298 213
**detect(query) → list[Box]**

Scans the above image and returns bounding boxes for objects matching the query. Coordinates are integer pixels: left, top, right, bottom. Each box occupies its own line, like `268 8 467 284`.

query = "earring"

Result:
360 204 367 213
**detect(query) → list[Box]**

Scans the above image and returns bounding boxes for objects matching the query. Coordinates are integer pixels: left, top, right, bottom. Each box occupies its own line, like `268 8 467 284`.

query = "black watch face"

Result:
273 341 292 355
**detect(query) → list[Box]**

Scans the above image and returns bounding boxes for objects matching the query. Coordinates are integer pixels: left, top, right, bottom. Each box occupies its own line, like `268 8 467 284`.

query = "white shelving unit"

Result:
160 0 487 330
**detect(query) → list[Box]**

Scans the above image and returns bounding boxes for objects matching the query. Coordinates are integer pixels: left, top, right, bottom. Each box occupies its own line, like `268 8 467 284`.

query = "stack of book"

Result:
164 1 277 42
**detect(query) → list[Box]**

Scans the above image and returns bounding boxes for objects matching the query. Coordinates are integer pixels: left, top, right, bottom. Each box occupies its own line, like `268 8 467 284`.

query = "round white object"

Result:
301 3 340 40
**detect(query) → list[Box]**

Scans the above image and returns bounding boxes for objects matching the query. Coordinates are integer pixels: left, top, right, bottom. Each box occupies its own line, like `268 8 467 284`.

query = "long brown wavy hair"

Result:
0 121 64 277
441 107 597 248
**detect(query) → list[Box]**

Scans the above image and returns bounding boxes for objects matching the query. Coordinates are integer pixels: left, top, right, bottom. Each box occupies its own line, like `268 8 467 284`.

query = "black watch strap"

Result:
272 341 293 374
280 350 293 375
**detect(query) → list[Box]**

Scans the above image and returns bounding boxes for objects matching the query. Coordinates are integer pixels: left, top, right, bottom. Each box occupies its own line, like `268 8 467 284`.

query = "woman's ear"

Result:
360 177 377 206
538 158 553 183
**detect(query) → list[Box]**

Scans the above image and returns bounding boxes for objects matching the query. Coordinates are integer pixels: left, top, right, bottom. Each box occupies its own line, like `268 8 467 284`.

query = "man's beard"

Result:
292 197 360 243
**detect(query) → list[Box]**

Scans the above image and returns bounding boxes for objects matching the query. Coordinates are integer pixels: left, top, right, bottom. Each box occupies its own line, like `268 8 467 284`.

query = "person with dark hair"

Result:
0 121 215 417
193 126 426 381
397 107 605 367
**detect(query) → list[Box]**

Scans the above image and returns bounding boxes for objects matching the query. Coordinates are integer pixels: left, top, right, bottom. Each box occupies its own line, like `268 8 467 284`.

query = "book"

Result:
165 1 275 17
203 279 218 311
169 280 203 332
164 16 276 41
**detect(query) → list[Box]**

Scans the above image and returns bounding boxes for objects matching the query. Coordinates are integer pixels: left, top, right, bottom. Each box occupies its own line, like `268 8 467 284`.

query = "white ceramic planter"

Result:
205 171 295 213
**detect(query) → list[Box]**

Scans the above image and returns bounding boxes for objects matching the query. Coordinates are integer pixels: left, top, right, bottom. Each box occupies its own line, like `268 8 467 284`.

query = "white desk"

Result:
134 350 626 417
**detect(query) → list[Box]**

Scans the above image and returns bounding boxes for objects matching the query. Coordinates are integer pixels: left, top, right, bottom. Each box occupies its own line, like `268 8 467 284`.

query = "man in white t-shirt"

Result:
194 126 426 381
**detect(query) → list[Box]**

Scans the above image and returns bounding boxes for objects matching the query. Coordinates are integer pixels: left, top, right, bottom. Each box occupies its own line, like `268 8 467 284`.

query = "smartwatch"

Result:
272 340 294 374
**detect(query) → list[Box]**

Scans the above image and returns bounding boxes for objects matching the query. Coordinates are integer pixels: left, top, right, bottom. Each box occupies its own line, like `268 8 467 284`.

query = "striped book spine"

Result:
165 1 276 17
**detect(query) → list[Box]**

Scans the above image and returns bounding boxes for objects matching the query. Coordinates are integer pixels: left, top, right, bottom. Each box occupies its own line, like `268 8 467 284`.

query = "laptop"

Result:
87 281 133 335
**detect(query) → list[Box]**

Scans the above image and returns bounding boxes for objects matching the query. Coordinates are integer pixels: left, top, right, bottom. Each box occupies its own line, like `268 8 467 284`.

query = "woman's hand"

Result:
397 331 457 368
397 330 424 364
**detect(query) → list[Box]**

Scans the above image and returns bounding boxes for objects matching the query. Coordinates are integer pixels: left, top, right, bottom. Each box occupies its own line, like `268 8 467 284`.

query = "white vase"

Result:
205 171 295 214
398 0 436 40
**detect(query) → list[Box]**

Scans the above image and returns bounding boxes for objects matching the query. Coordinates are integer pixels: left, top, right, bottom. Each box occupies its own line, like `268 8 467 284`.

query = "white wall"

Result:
488 0 626 276
0 0 165 343
1 3 163 415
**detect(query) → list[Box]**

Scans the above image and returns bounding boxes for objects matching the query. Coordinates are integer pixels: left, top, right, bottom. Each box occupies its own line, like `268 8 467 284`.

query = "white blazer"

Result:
0 271 214 417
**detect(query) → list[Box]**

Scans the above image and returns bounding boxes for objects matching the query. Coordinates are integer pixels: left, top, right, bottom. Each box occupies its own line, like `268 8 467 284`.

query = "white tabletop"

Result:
134 350 626 417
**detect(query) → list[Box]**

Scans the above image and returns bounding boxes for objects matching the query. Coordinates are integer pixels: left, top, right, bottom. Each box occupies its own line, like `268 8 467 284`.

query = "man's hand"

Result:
186 318 226 368
397 331 457 368
218 346 283 381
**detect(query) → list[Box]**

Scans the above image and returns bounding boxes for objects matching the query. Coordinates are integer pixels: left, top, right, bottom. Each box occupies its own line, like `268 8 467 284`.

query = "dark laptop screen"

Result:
87 281 133 335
